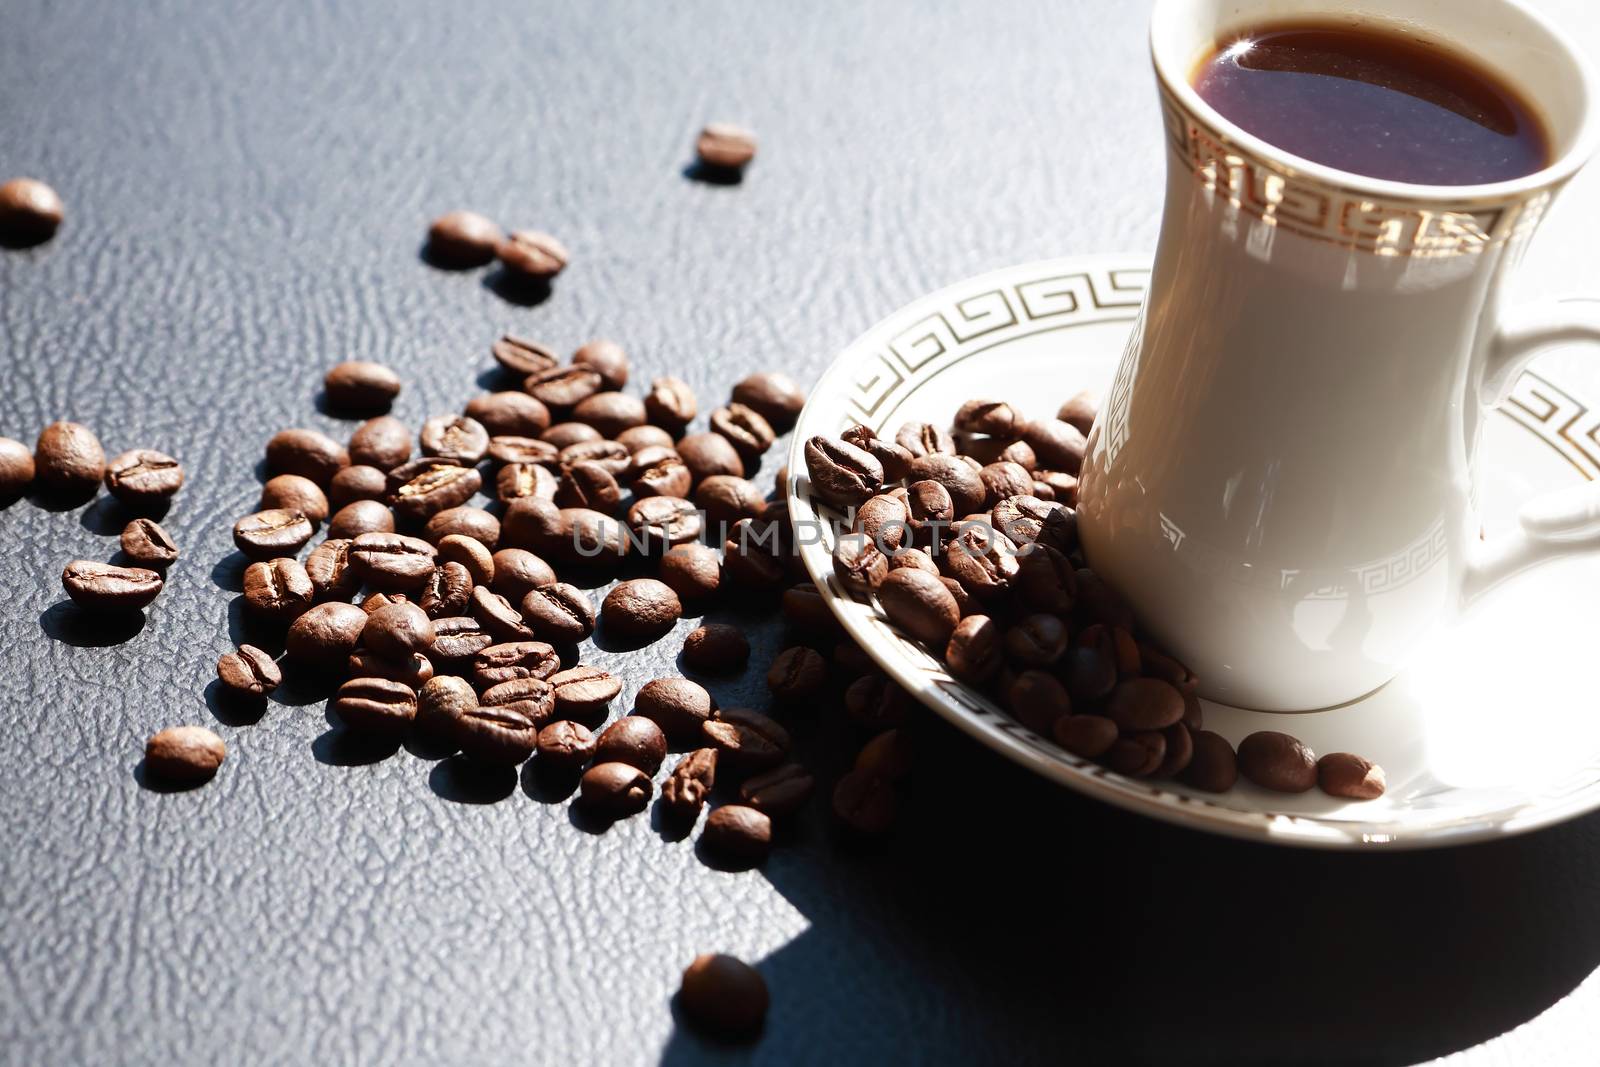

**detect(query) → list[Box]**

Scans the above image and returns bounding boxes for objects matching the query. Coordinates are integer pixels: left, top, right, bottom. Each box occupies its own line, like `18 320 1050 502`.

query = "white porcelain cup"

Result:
1076 0 1600 711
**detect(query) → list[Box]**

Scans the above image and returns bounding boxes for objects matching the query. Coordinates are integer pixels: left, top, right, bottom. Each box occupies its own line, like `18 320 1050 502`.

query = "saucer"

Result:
788 254 1600 849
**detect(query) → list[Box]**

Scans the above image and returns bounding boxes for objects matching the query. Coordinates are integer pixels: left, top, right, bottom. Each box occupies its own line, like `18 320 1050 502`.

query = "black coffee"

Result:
1192 23 1549 184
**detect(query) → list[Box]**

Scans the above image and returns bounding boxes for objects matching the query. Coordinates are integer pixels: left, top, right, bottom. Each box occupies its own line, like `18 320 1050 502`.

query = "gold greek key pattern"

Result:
1159 85 1550 258
1503 369 1600 479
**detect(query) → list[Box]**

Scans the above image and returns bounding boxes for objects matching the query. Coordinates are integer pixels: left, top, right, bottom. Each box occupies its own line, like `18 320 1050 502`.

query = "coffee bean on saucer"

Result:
635 677 715 740
855 493 909 553
1106 731 1167 777
678 432 744 484
348 650 434 688
332 677 418 737
907 454 985 515
1052 714 1118 759
550 665 621 720
1317 752 1386 800
498 229 569 280
662 748 719 821
1013 542 1075 614
594 716 667 774
472 641 560 691
305 538 358 600
1056 390 1099 435
832 770 896 834
349 531 436 590
679 954 768 1040
766 647 826 704
645 376 697 432
424 505 500 547
242 558 315 620
833 533 888 596
34 421 104 495
580 761 652 816
324 361 401 411
731 372 804 429
537 720 597 771
571 393 646 439
1004 613 1069 668
427 616 495 666
492 335 560 377
61 560 162 610
419 562 474 618
0 437 35 498
347 415 413 471
1156 722 1195 778
363 601 435 659
1106 678 1185 731
602 578 682 642
659 543 723 602
103 449 184 505
1005 670 1072 735
286 602 367 666
427 210 503 268
491 548 557 602
804 436 882 509
120 518 179 568
954 399 1023 439
470 585 535 642
876 567 959 646
144 726 225 786
889 547 938 576
480 676 556 731
979 461 1033 505
695 123 758 170
328 499 395 540
739 763 815 818
265 428 348 486
1066 624 1119 703
703 709 790 775
521 582 596 643
1237 731 1317 793
702 804 772 864
389 459 481 522
945 614 1001 683
1181 730 1238 792
894 421 956 459
217 644 282 698
1021 418 1087 474
420 414 489 465
0 177 65 244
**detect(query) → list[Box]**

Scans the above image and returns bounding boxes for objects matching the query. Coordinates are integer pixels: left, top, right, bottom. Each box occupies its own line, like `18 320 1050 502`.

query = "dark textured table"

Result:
5 2 1600 1064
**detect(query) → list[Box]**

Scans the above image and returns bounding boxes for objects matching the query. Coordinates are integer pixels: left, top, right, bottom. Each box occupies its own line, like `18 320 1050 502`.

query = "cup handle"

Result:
1463 298 1600 604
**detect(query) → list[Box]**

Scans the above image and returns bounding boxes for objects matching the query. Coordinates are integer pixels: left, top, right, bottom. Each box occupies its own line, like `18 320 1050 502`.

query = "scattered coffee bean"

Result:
421 562 474 618
1237 731 1318 793
217 644 282 698
120 518 179 568
570 392 646 438
537 720 597 771
832 639 875 678
424 505 500 547
703 709 790 775
659 543 723 602
662 748 719 821
550 665 621 719
465 391 551 438
286 602 368 666
722 517 785 591
521 582 596 643
626 496 701 554
526 365 604 410
61 560 163 610
472 641 561 691
855 729 914 782
594 715 668 774
347 416 413 471
324 361 401 411
679 954 768 1039
702 804 772 864
695 123 758 170
242 557 316 621
427 210 503 268
490 548 557 602
349 531 436 590
103 449 184 505
328 498 396 540
471 585 536 642
415 675 478 740
1317 752 1386 800
779 584 836 633
580 761 652 816
843 674 913 731
498 229 569 280
305 537 359 600
602 578 682 642
419 414 489 464
436 534 494 586
260 473 329 525
492 335 560 377
363 601 435 659
571 338 630 390
545 421 603 448
265 428 348 486
634 677 715 740
34 421 104 495
480 675 556 730
347 650 434 688
556 460 622 513
731 372 804 429
832 770 896 834
766 646 826 704
389 459 481 521
0 177 65 244
644 376 697 431
678 432 744 483
232 508 315 561
427 616 495 665
0 437 34 498
710 403 776 459
333 676 418 737
739 763 815 818
144 726 225 785
617 424 675 453
453 705 540 766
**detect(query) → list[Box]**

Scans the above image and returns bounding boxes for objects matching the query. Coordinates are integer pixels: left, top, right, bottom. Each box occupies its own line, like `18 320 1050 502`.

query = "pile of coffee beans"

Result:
805 395 1387 802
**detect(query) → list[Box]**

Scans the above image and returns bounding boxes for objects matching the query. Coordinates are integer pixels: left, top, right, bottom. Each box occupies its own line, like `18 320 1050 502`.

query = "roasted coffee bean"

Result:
472 641 560 690
454 704 540 766
855 493 909 553
1066 624 1119 703
323 361 401 412
1105 678 1185 731
739 763 815 818
1004 614 1069 668
525 365 602 409
682 624 750 673
876 567 960 646
954 399 1023 438
462 391 550 439
419 415 489 464
550 665 622 719
1317 752 1386 800
942 522 1019 601
907 453 985 514
894 421 956 459
347 415 413 471
1056 390 1098 435
361 592 411 614
1109 627 1142 677
695 121 758 169
843 674 913 731
260 473 329 525
645 376 697 431
1157 722 1195 777
832 771 896 834
1013 542 1076 614
635 677 715 740
144 726 225 785
305 538 358 600
471 585 535 641
780 583 836 634
855 729 914 782
537 720 597 771
1053 714 1119 759
890 547 939 575
662 748 719 821
710 403 776 460
415 675 477 739
833 533 888 596
232 509 314 561
1034 470 1079 505
766 647 827 704
1006 670 1073 735
286 602 368 666
940 575 974 618
1237 731 1317 793
349 531 436 590
265 428 348 486
488 434 559 468
557 438 631 475
389 460 481 522
1107 731 1167 777
104 449 184 505
571 392 646 438
1139 643 1199 693
703 709 790 775
804 436 882 509
120 518 179 568
580 761 652 816
518 582 594 643
992 495 1069 550
333 677 418 737
570 338 630 390
593 716 668 774
543 423 600 450
492 334 560 377
498 229 569 280
217 644 282 697
500 498 566 556
602 578 682 642
242 558 315 621
1181 730 1238 792
328 499 395 540
723 518 785 590
832 639 875 678
691 475 761 535
0 177 65 244
626 496 701 555
702 804 772 864
34 421 104 495
497 460 559 503
979 461 1033 506
1021 418 1088 474
945 614 1001 683
431 535 493 589
731 372 804 429
428 616 495 664
964 436 1037 469
548 507 623 567
425 505 500 547
678 432 744 484
0 437 34 498
427 210 502 267
363 601 435 659
481 676 556 728
631 452 693 499
490 548 557 602
556 460 622 513
617 424 675 453
905 480 953 543
347 650 434 688
1181 689 1204 732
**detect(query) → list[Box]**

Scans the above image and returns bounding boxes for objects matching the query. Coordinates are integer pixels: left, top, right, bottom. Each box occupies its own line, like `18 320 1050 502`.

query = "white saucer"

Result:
788 254 1600 849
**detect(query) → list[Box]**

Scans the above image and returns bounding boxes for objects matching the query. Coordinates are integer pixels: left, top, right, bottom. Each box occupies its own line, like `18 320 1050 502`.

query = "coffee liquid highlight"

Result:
1193 23 1549 185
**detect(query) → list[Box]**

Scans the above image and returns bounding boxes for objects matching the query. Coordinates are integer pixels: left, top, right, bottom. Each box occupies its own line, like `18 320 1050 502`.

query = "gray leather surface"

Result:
4 1 1600 1064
